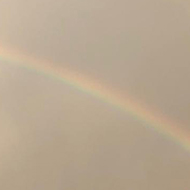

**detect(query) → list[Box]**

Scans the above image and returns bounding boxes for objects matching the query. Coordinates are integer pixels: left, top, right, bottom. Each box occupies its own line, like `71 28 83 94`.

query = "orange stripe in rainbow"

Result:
0 46 190 152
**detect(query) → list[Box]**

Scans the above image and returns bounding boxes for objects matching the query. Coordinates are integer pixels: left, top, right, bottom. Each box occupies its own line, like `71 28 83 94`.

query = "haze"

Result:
0 0 190 189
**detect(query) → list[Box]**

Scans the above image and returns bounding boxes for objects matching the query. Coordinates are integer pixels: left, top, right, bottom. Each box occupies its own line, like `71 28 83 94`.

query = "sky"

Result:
0 0 190 189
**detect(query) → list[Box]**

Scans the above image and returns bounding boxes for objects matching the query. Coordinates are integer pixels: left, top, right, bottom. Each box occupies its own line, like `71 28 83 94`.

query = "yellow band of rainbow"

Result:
0 46 190 152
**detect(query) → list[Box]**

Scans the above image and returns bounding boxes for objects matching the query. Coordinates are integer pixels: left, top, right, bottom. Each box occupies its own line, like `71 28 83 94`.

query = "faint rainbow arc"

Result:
0 47 190 152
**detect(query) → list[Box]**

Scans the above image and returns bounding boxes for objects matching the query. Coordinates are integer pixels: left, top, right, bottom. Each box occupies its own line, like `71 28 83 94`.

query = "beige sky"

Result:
0 0 190 189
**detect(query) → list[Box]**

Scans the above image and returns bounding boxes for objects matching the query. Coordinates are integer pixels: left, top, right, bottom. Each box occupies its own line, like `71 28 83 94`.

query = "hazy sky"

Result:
0 0 190 189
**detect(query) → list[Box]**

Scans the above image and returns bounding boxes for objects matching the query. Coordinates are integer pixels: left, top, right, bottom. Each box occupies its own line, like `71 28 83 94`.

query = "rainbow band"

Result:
0 47 190 152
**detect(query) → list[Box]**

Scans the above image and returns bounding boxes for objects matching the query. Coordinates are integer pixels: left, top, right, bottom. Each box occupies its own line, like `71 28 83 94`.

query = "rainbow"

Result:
0 46 190 152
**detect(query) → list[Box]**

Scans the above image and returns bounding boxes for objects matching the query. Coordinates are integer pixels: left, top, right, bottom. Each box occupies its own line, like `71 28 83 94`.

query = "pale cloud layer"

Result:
0 0 190 189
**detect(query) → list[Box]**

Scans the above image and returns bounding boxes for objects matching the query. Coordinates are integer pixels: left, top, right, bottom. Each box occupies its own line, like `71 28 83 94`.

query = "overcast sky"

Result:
0 0 190 189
